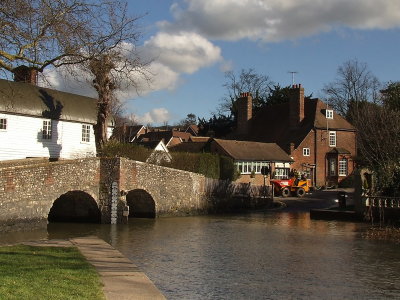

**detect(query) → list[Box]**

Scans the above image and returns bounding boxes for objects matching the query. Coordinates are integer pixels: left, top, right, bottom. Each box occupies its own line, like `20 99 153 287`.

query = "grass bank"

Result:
0 245 104 300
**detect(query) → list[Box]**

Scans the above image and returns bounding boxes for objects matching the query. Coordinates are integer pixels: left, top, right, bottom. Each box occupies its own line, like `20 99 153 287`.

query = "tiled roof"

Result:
169 141 208 153
189 136 211 142
186 124 199 135
141 130 191 143
235 98 355 151
212 139 293 162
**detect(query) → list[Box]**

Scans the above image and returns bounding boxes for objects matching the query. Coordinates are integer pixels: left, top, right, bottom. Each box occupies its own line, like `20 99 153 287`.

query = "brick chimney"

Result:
13 66 38 84
289 84 304 128
237 92 252 136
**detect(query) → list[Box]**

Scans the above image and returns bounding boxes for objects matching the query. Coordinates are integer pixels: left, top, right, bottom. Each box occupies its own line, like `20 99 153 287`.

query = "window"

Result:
329 131 336 147
326 109 333 119
82 124 91 142
42 120 52 140
235 161 269 175
329 158 336 176
339 158 348 176
303 147 310 156
274 168 290 179
0 118 7 130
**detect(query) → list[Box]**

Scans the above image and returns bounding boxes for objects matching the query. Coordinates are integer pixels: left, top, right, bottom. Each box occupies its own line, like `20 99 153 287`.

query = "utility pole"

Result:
288 71 298 85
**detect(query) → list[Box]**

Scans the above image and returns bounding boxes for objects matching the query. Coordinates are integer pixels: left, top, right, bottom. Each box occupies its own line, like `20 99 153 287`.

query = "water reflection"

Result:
2 211 400 299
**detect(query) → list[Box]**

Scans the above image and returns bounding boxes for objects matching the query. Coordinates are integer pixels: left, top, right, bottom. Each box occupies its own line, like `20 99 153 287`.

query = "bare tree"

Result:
0 0 142 75
220 68 273 118
351 101 400 195
1 0 151 153
323 59 381 117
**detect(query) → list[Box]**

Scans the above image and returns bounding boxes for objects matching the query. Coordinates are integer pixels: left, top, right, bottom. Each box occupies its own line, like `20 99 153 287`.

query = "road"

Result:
275 188 354 212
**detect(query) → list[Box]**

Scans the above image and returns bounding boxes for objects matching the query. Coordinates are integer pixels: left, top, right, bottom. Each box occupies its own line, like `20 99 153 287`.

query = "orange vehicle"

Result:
270 176 312 197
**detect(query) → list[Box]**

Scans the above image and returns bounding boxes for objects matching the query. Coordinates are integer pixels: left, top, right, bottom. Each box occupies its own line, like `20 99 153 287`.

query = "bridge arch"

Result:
48 190 101 223
126 189 156 218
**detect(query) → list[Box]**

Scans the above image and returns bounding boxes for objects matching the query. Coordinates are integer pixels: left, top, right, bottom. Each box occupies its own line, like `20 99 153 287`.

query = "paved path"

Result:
24 237 166 300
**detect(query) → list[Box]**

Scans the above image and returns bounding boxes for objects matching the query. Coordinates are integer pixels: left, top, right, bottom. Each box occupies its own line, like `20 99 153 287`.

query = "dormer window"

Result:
326 109 333 119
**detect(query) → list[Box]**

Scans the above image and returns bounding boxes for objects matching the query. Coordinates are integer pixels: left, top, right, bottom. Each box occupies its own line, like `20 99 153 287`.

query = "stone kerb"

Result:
119 158 208 217
0 158 101 231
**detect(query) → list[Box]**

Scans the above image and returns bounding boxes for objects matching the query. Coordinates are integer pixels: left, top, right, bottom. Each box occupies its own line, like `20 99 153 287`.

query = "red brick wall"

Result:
237 93 252 135
290 128 356 187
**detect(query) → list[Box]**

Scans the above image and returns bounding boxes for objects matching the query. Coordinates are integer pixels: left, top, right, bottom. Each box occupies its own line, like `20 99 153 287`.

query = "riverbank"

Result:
0 243 104 299
23 237 166 300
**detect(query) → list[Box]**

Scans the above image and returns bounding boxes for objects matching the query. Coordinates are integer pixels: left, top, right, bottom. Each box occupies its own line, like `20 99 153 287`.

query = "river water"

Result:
2 209 400 299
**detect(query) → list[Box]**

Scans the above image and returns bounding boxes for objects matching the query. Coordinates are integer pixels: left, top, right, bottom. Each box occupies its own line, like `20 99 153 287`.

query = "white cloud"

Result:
143 31 222 74
135 108 172 124
163 0 400 42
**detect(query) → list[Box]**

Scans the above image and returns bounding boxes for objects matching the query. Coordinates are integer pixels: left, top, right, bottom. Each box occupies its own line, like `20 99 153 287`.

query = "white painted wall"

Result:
0 113 97 161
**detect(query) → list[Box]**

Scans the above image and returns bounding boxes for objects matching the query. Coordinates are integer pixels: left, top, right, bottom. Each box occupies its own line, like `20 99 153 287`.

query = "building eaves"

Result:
0 79 98 124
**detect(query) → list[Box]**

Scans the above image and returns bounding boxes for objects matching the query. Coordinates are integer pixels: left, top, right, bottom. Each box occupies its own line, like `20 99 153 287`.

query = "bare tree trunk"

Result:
90 55 116 155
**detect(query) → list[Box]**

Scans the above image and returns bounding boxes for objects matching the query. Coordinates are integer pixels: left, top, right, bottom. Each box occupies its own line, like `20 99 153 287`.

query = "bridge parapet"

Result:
0 157 212 231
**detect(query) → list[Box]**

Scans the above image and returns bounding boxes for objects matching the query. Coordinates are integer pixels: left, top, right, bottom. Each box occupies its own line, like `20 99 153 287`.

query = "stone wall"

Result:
0 158 101 231
0 156 267 232
119 158 209 217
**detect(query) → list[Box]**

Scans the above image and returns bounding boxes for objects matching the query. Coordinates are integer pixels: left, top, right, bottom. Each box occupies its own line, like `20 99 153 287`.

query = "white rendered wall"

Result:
0 113 96 161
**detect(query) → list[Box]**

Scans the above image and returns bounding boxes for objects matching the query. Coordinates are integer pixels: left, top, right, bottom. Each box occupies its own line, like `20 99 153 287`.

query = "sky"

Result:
46 0 400 125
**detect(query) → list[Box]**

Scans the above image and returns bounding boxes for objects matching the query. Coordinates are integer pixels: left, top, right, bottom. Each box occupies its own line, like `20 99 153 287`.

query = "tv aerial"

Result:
288 71 298 85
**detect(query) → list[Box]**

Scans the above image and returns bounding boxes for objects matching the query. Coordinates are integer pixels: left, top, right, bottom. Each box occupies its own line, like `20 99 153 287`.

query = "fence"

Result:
364 196 400 225
204 179 272 199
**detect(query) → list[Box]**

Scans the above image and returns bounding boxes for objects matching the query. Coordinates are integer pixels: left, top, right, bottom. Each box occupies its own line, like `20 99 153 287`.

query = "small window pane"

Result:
42 120 52 140
329 131 336 147
82 124 91 142
303 148 310 156
339 158 348 176
326 110 333 119
0 118 7 130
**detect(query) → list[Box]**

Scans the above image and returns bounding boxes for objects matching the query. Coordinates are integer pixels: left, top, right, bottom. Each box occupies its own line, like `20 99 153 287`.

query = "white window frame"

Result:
42 120 52 140
274 168 290 179
329 131 336 147
82 124 91 143
326 109 334 119
339 158 348 176
0 118 7 131
235 161 269 175
303 147 310 156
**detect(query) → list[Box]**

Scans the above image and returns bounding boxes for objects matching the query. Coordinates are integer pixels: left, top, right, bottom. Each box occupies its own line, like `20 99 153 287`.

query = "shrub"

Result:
102 140 152 162
220 155 240 181
102 141 239 181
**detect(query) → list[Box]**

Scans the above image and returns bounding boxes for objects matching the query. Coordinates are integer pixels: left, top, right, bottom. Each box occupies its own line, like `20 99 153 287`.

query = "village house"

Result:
137 140 172 164
112 124 147 143
209 139 293 185
0 75 113 161
232 85 357 187
170 137 292 185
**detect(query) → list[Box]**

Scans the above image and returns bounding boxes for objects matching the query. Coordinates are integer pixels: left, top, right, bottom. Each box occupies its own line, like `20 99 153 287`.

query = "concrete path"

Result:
24 237 166 300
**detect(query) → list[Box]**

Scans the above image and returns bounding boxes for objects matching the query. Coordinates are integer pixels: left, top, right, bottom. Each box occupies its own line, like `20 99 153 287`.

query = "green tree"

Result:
380 81 400 111
198 114 235 138
176 113 197 129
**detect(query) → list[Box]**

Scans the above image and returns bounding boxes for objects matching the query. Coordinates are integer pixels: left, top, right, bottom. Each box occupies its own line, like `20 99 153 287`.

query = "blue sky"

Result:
48 0 400 125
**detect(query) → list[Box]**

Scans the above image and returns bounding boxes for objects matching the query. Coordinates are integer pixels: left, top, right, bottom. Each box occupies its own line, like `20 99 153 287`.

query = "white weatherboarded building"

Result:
0 79 112 161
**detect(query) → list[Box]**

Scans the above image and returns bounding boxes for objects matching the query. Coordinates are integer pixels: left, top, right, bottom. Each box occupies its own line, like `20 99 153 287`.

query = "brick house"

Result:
209 138 293 185
232 85 357 187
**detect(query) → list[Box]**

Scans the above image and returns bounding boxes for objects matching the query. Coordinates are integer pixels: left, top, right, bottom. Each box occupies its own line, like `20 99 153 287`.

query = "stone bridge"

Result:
0 157 211 232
